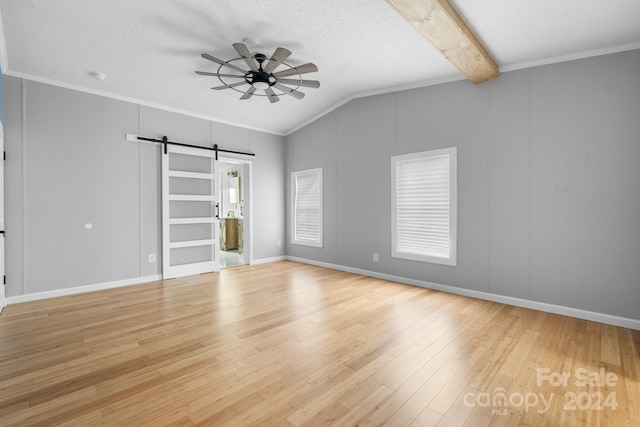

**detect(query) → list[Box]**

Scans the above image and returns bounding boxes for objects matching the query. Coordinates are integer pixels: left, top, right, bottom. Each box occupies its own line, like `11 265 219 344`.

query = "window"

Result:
391 147 457 265
291 168 323 247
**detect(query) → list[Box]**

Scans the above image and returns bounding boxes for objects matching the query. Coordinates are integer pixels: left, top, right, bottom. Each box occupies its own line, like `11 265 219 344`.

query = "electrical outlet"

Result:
148 253 156 263
373 253 379 263
277 240 282 248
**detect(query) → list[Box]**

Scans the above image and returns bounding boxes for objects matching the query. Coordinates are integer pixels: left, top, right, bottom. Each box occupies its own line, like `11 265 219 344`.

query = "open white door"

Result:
162 144 219 279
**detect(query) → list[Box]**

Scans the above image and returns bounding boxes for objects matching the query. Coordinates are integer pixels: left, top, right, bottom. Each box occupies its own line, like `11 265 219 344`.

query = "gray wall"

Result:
2 77 286 297
286 49 640 320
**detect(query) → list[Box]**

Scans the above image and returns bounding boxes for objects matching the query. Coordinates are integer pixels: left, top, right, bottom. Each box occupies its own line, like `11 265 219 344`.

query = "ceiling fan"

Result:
196 43 320 103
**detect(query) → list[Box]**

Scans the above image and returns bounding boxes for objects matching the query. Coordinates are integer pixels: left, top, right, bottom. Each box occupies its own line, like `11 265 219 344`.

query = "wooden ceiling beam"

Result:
385 0 500 83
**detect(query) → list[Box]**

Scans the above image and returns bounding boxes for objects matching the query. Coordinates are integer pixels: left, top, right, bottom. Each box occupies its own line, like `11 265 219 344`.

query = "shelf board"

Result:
169 217 216 225
169 170 213 180
168 195 214 202
169 239 214 249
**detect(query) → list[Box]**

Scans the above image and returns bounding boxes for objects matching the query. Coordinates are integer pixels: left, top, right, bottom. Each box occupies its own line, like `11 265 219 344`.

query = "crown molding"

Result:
3 70 286 137
284 42 640 136
3 37 638 138
499 41 640 74
284 73 466 135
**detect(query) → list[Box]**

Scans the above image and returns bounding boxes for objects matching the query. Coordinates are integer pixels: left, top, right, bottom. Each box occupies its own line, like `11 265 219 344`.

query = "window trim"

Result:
391 147 457 266
291 167 323 248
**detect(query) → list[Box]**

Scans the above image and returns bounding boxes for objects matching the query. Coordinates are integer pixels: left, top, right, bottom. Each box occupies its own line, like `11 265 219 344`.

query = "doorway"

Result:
218 157 251 269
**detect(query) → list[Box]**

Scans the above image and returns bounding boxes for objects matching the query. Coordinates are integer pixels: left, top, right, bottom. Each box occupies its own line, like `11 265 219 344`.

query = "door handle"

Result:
215 203 220 219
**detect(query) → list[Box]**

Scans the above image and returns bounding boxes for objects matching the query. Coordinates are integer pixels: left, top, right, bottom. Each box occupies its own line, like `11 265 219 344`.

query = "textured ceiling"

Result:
1 0 639 135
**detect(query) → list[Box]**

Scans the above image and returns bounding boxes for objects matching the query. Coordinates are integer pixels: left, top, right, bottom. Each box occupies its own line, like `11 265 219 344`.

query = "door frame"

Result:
218 155 253 266
0 121 5 313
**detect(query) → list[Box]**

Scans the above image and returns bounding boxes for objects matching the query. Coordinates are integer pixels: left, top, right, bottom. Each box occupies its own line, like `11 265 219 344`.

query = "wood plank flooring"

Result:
0 260 639 426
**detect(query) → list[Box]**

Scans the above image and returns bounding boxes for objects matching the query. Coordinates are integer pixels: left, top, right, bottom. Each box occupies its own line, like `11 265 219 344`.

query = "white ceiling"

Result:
1 0 639 135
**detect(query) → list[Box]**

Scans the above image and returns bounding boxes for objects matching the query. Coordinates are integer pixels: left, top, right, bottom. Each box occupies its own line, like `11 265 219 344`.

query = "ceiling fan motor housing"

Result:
246 54 276 89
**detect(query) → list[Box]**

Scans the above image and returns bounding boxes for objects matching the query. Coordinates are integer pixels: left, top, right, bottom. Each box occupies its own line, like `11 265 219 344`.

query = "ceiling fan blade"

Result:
273 83 305 100
277 78 320 89
273 63 318 78
265 87 280 103
263 47 292 74
201 53 247 74
233 43 258 72
211 81 247 90
240 86 256 100
196 71 245 78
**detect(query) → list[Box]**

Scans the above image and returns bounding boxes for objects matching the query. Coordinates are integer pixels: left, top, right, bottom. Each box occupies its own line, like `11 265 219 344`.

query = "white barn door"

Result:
162 144 219 279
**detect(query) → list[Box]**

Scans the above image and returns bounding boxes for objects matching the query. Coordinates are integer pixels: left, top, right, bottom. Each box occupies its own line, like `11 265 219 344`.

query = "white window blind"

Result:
291 168 323 247
391 148 457 265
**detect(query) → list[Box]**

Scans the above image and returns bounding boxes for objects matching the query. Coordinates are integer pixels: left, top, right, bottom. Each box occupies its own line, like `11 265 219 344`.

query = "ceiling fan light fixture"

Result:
248 68 273 90
252 81 270 90
197 42 319 102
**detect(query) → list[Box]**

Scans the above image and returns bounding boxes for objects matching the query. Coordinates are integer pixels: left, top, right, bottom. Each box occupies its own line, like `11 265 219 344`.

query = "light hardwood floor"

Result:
0 261 638 426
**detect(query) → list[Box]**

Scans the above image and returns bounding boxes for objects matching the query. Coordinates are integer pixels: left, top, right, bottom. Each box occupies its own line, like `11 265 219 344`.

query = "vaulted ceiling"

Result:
1 0 639 135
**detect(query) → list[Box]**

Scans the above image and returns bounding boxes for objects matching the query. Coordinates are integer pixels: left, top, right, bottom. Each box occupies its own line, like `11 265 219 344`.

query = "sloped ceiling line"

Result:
1 1 639 135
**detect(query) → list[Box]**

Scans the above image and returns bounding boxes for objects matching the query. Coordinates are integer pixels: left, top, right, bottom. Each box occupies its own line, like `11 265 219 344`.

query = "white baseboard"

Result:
286 256 640 331
251 256 287 265
8 257 638 331
6 275 163 305
5 258 287 305
4 257 288 305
